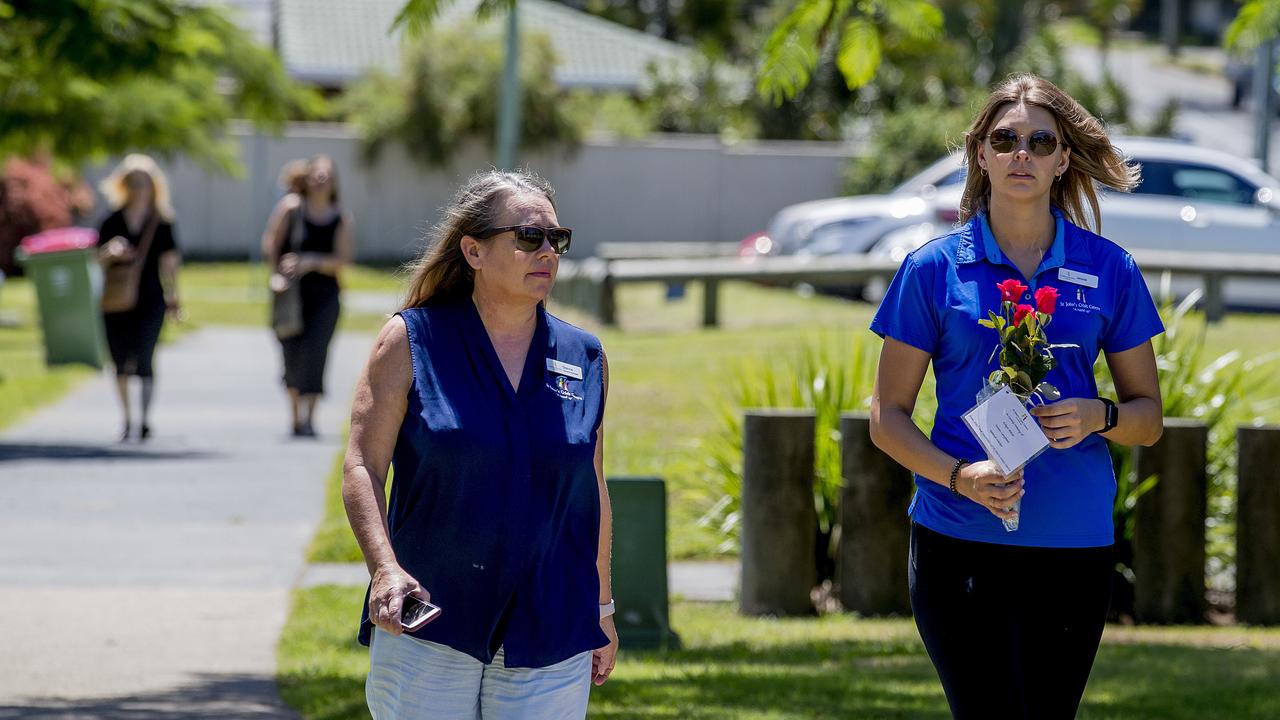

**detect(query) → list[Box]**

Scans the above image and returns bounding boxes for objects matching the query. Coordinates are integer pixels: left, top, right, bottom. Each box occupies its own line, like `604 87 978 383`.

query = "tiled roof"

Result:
278 0 695 90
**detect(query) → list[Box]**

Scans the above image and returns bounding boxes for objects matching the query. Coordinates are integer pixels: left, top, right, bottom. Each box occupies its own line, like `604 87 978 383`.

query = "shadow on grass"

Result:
0 673 292 719
592 636 1280 720
277 674 369 720
0 442 217 463
592 637 949 720
1080 642 1280 719
277 587 1280 720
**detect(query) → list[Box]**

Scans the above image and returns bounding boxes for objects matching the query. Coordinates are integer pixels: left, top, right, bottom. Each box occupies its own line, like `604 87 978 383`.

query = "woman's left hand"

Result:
1030 398 1104 450
592 615 619 686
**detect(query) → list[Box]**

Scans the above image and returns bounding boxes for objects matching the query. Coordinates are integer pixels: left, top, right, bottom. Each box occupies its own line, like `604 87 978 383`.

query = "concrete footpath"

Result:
0 327 370 719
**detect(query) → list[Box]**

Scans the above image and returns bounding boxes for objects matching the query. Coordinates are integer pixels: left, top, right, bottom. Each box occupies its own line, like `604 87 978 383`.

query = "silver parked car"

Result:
737 153 967 258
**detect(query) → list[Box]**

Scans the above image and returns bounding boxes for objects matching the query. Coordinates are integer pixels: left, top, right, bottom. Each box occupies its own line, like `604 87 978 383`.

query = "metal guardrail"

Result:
595 242 740 260
554 249 1280 327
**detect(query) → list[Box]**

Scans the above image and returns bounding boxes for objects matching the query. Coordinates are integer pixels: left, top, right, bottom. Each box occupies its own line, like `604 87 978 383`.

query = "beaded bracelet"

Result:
948 458 968 496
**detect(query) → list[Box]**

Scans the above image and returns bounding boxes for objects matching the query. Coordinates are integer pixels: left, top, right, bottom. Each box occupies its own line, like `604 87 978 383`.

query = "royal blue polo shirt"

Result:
870 208 1163 547
357 296 609 667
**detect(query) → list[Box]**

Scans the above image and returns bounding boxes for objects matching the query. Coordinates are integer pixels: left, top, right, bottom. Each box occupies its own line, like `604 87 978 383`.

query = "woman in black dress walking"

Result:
96 154 182 441
263 155 354 436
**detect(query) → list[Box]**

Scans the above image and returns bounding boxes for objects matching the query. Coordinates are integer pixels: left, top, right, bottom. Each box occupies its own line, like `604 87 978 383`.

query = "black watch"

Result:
1097 397 1118 434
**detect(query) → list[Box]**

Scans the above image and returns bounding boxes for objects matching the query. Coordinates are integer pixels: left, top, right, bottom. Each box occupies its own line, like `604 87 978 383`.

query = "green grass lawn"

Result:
279 586 1280 720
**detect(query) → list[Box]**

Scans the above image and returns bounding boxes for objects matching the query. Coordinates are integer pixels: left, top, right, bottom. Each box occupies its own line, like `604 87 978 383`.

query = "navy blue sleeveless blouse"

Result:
358 296 609 668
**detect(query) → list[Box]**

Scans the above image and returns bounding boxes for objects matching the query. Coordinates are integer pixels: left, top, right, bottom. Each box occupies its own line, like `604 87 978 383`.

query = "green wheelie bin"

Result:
16 227 106 368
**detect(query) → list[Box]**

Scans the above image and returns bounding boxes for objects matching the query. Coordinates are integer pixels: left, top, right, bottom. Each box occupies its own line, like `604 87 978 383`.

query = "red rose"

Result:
997 279 1028 303
1013 303 1035 326
1034 286 1059 314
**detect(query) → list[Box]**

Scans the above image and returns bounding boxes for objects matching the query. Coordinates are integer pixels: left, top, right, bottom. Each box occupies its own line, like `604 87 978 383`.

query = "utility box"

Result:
606 477 680 650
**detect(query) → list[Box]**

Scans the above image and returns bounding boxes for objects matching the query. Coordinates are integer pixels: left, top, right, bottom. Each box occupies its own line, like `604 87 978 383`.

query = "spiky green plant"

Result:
696 331 936 580
1098 288 1278 609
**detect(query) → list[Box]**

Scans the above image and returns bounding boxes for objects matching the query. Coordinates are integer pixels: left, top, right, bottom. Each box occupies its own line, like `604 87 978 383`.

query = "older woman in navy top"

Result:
343 170 618 719
870 74 1165 718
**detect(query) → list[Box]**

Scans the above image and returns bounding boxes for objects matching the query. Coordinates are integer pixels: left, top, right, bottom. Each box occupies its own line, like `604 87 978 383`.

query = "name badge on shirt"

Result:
546 358 583 380
1058 268 1099 288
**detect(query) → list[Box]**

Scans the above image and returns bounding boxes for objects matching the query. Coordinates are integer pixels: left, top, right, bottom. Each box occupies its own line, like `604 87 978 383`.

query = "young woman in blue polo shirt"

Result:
870 74 1165 718
342 170 618 718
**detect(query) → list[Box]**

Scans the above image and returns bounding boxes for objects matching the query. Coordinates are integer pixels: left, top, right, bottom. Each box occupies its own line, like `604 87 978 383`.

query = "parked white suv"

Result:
868 138 1280 308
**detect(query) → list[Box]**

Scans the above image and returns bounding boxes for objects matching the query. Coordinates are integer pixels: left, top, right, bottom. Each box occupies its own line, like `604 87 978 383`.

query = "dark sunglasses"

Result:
987 127 1061 156
475 225 572 255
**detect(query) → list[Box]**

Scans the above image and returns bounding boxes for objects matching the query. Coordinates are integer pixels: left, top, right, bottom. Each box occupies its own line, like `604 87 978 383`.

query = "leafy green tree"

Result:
0 0 314 172
393 0 513 35
1225 0 1280 52
340 23 581 166
755 0 944 103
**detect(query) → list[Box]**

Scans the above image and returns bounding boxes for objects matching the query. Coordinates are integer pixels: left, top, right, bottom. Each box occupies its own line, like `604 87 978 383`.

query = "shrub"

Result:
1097 289 1277 617
0 157 94 276
697 331 936 582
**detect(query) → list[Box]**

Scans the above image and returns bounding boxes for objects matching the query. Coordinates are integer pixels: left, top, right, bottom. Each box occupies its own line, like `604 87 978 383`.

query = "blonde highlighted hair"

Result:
402 169 556 309
959 74 1140 233
278 158 309 195
98 153 175 221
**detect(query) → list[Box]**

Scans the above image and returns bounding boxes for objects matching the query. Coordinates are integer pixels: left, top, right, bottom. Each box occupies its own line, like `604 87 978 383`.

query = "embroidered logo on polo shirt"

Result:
1059 286 1102 314
546 375 584 401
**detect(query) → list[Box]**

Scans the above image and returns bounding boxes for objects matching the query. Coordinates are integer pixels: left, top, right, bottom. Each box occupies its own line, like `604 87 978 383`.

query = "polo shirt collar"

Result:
959 206 1091 272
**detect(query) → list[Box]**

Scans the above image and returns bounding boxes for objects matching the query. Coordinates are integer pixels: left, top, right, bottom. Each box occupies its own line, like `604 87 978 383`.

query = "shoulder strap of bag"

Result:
275 203 307 260
292 203 306 245
126 213 160 284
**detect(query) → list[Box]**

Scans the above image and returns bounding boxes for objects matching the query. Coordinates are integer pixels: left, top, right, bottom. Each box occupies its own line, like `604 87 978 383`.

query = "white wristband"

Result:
599 600 615 620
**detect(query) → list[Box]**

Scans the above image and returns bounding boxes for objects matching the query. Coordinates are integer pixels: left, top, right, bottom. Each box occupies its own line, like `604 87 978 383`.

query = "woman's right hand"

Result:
957 460 1024 521
369 562 427 636
102 237 134 263
277 252 300 279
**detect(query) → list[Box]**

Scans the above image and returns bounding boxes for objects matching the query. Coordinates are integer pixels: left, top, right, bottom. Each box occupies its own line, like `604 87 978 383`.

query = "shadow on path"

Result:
0 674 296 720
0 443 217 464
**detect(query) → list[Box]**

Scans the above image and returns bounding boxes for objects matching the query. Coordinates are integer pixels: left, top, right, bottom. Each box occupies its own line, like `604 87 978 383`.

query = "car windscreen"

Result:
1132 159 1259 206
893 160 966 194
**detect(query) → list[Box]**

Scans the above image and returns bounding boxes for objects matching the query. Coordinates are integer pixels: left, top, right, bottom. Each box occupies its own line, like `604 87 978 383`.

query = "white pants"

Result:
366 628 593 720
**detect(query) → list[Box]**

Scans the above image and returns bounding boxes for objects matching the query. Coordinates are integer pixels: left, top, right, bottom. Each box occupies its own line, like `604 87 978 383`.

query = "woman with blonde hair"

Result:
869 74 1165 717
343 169 618 718
260 155 353 437
96 153 182 441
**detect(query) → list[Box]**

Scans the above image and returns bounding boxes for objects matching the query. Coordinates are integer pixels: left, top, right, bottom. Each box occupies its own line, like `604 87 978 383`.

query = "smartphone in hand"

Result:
401 595 442 631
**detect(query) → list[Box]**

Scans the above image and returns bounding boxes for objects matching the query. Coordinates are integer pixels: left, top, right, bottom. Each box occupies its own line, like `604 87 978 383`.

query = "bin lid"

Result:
19 227 99 255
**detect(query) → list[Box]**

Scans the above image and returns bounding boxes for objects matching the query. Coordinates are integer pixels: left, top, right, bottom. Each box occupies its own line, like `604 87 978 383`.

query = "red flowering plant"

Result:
977 280 1077 404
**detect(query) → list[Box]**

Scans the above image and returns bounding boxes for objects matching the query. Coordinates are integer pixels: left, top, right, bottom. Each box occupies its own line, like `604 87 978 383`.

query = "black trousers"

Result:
103 301 166 378
280 277 339 395
909 522 1113 720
